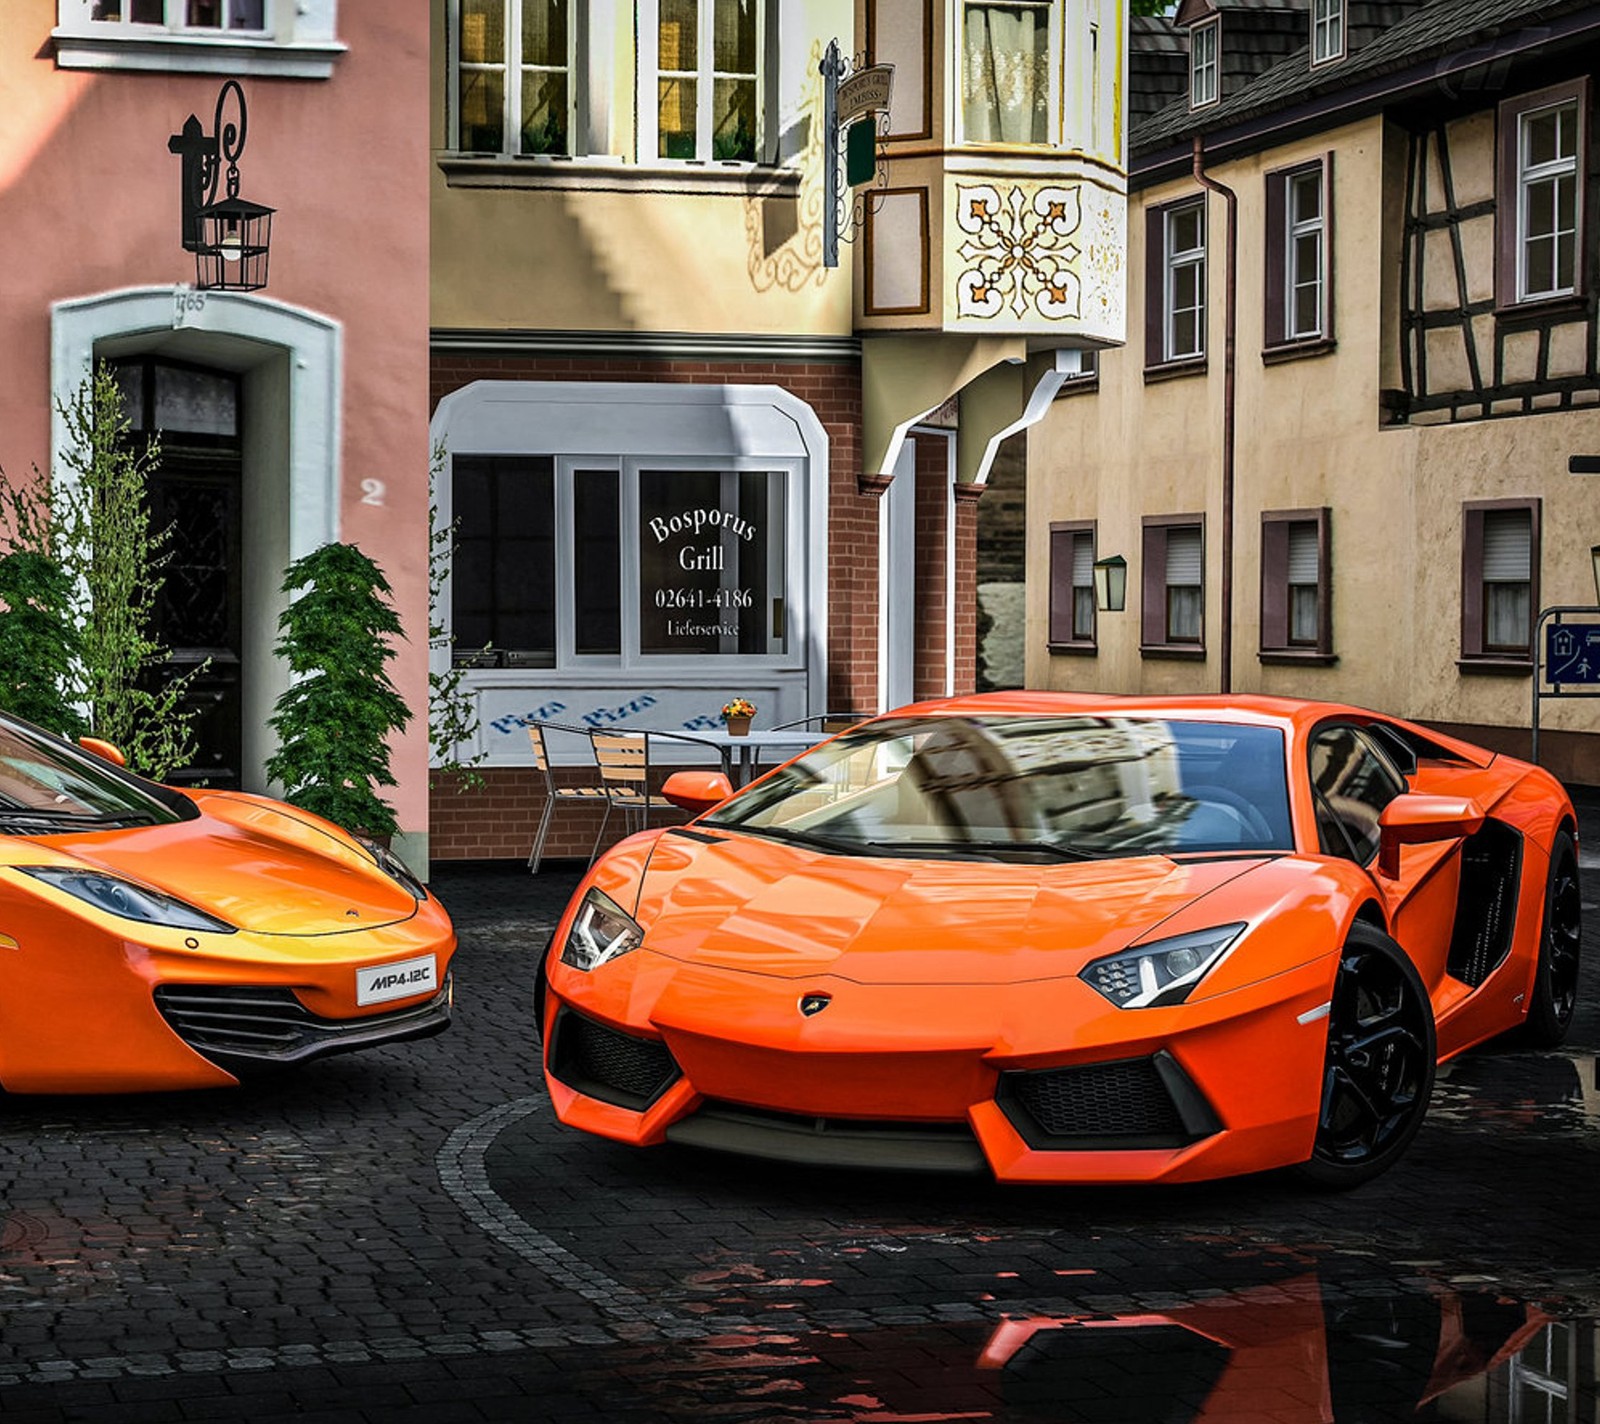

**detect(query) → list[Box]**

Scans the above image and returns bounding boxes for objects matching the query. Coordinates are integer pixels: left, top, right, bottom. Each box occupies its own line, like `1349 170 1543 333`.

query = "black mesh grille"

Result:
154 981 451 1072
1447 821 1523 988
549 1009 680 1110
998 1055 1205 1149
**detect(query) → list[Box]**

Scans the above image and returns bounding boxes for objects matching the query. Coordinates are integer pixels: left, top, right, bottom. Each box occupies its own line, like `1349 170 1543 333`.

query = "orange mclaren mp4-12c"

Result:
0 710 454 1092
539 694 1580 1186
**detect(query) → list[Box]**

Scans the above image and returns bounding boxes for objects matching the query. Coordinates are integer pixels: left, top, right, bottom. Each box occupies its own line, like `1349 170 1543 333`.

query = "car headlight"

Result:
20 867 236 934
561 888 644 971
1081 923 1246 1009
358 837 426 900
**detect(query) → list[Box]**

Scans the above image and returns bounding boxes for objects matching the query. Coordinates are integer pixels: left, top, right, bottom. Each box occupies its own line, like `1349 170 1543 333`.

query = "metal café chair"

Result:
771 711 872 734
526 722 610 874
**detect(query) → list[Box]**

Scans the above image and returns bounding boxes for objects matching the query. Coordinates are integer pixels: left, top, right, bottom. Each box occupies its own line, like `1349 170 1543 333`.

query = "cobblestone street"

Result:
0 798 1597 1421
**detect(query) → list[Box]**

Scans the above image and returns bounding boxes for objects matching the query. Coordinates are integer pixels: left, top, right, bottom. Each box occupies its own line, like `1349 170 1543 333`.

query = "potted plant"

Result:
721 697 757 736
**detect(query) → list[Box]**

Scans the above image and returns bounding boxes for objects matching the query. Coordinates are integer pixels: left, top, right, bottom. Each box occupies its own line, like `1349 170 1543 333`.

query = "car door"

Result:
1307 722 1461 991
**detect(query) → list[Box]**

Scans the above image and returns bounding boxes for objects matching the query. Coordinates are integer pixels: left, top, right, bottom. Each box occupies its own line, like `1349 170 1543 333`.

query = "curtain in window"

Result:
962 3 1049 144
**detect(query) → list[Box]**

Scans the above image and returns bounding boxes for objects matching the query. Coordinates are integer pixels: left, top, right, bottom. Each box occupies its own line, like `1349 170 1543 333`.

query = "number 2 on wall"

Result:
360 478 386 507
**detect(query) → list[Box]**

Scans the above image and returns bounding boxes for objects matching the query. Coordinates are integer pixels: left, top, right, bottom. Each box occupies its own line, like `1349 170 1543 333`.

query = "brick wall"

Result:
429 351 877 861
913 435 951 700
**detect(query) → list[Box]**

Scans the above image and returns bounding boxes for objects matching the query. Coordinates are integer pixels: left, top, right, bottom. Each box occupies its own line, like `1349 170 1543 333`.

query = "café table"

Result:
683 727 832 787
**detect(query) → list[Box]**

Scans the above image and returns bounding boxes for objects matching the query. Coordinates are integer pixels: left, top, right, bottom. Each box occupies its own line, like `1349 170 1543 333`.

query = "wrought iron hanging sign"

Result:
168 80 275 292
820 40 893 269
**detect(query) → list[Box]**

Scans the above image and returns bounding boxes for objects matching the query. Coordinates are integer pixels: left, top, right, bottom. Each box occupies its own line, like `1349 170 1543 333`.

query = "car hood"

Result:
26 794 418 935
629 831 1266 985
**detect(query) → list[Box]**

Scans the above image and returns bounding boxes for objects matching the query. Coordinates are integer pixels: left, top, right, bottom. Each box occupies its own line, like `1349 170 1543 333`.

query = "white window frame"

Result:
1165 199 1206 361
1517 98 1581 302
639 0 770 165
1189 17 1219 110
449 0 584 158
1286 165 1327 339
53 0 343 75
1310 0 1344 66
956 0 1063 148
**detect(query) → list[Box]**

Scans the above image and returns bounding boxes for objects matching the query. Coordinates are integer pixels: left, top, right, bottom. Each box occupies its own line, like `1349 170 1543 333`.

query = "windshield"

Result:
0 720 184 828
703 715 1295 860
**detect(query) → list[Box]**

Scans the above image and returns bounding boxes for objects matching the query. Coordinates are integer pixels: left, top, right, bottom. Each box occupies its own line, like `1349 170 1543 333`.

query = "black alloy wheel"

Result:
1296 923 1436 1188
1523 829 1582 1047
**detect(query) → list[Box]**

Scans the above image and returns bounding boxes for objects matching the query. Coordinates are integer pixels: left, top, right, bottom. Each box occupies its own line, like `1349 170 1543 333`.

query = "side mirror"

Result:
1376 793 1484 878
78 736 126 768
663 770 734 816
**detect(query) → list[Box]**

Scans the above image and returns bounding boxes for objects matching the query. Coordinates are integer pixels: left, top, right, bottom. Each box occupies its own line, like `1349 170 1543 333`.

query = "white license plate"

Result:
356 954 438 1006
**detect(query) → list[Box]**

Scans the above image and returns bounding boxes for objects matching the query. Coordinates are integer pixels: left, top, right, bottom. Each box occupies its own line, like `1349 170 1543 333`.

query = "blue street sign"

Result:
1546 622 1600 684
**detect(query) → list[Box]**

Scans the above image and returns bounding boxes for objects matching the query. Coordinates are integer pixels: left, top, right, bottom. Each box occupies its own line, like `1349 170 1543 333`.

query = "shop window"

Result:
1260 509 1332 659
1142 516 1205 655
960 1 1056 145
54 0 341 74
1461 500 1539 668
1497 81 1588 306
638 469 787 655
1265 157 1334 352
449 456 790 668
1047 522 1096 652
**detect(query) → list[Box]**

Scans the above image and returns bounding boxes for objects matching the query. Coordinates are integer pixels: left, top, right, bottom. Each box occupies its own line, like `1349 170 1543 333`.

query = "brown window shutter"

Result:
1145 205 1166 365
1260 516 1289 649
1049 527 1073 644
1264 170 1286 346
1461 504 1485 657
1141 522 1167 646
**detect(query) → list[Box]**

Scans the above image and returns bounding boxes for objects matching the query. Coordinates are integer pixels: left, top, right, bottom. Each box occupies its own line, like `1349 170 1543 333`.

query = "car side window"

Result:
1308 725 1405 865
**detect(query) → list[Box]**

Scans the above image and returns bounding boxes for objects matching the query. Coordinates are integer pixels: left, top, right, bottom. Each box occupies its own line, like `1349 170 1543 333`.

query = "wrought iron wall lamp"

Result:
168 80 275 291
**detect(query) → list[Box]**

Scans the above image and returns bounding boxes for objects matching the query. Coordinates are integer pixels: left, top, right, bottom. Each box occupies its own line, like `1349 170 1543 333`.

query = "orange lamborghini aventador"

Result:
539 694 1580 1187
0 710 454 1092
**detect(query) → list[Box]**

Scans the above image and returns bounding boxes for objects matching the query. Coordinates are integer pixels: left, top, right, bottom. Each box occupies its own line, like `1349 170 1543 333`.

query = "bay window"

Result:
960 1 1057 145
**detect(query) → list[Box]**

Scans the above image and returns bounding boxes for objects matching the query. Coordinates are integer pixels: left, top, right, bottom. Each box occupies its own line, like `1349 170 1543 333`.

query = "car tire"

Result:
1294 922 1436 1190
1522 828 1582 1048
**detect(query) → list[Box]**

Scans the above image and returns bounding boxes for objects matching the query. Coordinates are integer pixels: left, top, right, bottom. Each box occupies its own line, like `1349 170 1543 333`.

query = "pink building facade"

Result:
0 2 434 865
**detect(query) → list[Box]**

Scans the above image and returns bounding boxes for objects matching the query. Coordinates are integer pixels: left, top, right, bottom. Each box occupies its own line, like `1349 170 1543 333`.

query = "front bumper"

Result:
542 948 1341 1185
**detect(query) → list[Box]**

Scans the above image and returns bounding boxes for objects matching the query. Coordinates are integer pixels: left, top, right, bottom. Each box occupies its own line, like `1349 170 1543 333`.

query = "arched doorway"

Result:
111 357 244 786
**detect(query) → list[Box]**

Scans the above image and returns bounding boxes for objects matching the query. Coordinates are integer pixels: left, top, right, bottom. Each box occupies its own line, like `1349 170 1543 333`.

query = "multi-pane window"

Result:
1260 509 1331 657
1190 18 1218 109
1518 99 1580 300
1287 169 1325 338
657 0 759 161
1498 81 1588 307
1048 523 1096 649
1482 508 1533 652
88 0 264 24
450 458 791 667
1166 201 1206 361
1165 526 1203 642
1311 0 1343 64
961 1 1055 144
1142 518 1204 652
1265 158 1333 348
1461 500 1539 664
456 0 572 156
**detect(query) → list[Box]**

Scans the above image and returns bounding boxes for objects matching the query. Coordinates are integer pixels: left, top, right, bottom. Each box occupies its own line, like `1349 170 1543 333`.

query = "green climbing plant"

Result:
0 478 83 737
266 541 412 837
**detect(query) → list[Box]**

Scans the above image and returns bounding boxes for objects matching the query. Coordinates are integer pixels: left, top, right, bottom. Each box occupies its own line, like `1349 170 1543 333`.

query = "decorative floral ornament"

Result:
722 698 757 720
955 182 1084 323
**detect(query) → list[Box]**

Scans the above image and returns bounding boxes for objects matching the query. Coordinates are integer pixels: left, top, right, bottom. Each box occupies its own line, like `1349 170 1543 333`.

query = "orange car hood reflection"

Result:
32 812 417 936
634 833 1267 984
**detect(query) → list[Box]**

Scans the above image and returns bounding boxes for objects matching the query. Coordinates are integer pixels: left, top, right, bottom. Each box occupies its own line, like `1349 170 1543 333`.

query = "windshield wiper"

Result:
718 822 864 856
859 838 1100 862
0 808 158 829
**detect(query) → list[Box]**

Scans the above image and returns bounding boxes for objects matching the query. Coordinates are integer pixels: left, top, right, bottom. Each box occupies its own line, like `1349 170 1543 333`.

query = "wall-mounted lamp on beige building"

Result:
1094 554 1128 613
